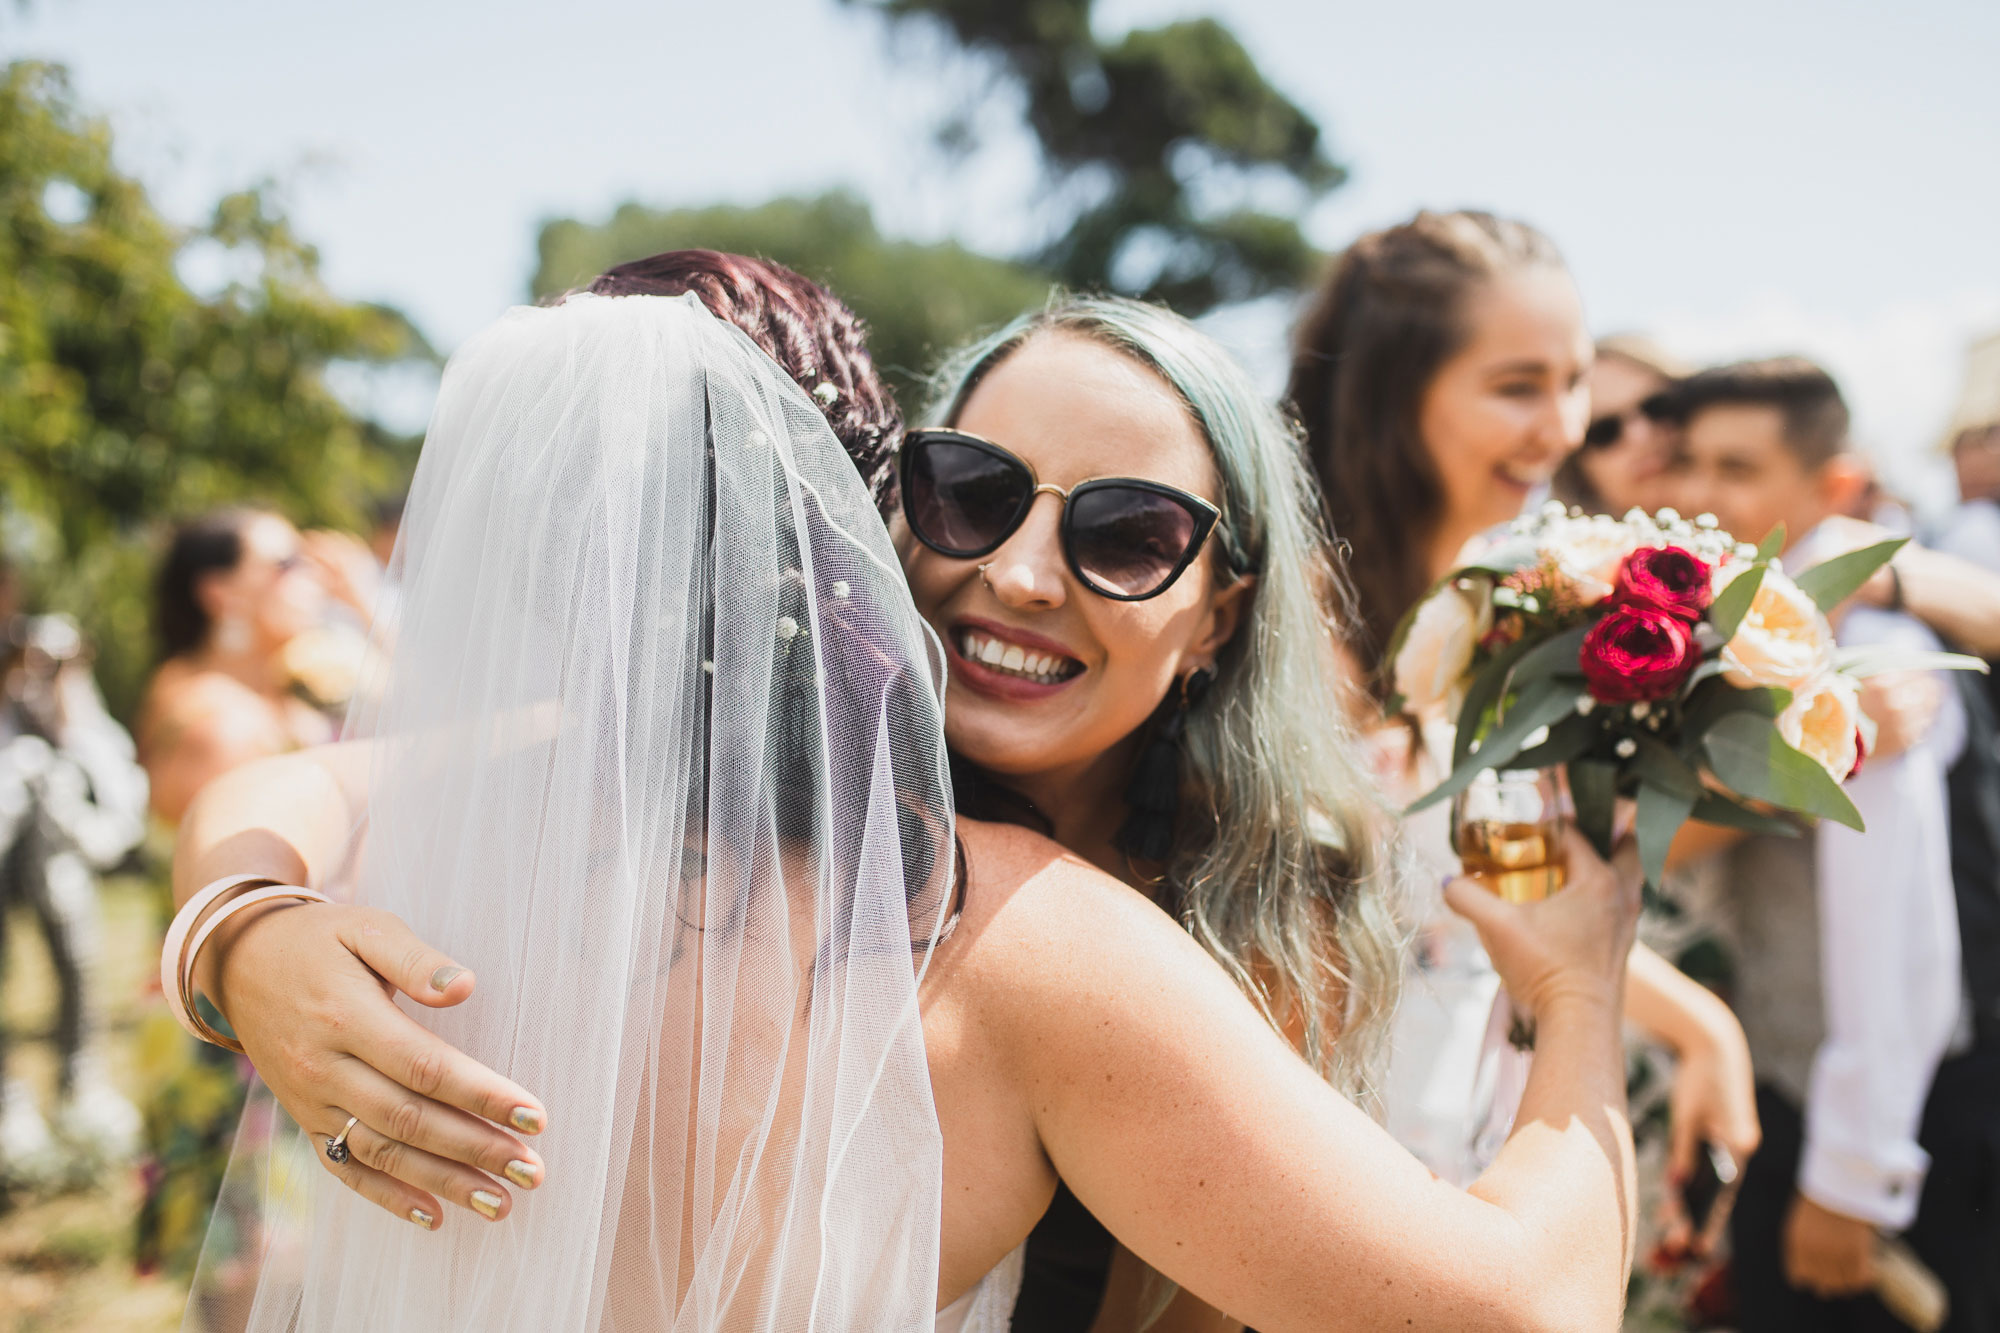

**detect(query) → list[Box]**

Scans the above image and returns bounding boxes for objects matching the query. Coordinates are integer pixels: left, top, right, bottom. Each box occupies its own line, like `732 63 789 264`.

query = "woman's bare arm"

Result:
1624 943 1760 1185
173 747 549 1228
977 828 1640 1333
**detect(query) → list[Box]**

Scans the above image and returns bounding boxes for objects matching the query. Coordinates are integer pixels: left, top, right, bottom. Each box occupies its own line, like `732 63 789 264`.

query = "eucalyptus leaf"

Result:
1632 734 1703 801
1411 677 1582 814
1832 645 1991 680
1507 712 1598 769
1452 635 1534 769
1703 710 1863 831
1678 678 1791 740
1568 757 1619 861
1755 524 1787 563
1708 563 1768 642
1636 781 1696 890
1681 657 1731 693
1510 624 1590 683
1690 792 1802 838
1794 538 1906 613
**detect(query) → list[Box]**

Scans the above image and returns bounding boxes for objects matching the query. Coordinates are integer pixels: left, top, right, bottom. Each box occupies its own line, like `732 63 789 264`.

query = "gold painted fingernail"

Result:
508 1106 544 1134
430 965 466 991
470 1189 502 1220
504 1159 541 1189
409 1208 436 1230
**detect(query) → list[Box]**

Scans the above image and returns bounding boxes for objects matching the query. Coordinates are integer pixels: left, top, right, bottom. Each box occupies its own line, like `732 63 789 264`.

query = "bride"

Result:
171 271 1641 1330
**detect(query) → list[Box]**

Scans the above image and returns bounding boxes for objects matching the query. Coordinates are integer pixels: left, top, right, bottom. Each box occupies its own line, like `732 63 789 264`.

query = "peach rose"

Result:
1539 516 1643 607
1716 565 1834 691
1393 581 1493 716
1777 672 1862 783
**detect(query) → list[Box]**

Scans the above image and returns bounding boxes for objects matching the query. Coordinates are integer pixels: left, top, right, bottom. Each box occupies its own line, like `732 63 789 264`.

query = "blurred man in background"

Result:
0 561 150 1195
1667 357 1997 1333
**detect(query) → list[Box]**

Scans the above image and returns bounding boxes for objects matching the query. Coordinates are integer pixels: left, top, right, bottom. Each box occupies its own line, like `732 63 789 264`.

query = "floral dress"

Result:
132 826 258 1278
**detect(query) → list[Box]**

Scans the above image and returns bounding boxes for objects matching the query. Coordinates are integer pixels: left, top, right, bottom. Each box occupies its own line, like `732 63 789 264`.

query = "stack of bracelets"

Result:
160 873 331 1053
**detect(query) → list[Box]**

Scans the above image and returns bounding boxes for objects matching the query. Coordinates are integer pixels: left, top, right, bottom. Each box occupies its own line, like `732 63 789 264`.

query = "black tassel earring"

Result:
1115 666 1214 865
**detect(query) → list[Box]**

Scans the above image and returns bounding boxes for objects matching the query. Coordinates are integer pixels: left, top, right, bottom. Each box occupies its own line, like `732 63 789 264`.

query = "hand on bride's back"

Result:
212 900 548 1227
1444 827 1642 1018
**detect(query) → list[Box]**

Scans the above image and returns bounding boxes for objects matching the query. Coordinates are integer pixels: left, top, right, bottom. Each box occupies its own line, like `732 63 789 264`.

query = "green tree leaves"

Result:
843 0 1340 311
530 191 1051 406
0 62 429 715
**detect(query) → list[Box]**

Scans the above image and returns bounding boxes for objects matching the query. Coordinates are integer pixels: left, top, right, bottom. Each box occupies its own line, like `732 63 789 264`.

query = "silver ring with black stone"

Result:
325 1114 360 1165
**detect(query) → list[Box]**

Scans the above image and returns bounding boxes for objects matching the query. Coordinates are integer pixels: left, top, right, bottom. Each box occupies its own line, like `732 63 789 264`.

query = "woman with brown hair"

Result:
1286 207 1760 1225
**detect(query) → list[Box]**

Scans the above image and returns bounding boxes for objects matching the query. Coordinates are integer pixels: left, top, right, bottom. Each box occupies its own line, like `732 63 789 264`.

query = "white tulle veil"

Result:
188 292 955 1331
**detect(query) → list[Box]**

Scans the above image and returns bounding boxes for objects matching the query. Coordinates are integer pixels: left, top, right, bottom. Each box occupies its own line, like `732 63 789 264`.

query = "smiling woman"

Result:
897 295 1411 1327
1284 210 1763 1327
1290 210 1589 684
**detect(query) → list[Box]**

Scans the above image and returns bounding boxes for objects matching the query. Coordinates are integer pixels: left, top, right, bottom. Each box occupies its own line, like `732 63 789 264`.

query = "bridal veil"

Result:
193 292 956 1330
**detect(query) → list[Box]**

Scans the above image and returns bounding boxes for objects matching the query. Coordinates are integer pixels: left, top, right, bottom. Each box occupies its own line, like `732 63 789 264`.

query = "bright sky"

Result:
12 0 1999 511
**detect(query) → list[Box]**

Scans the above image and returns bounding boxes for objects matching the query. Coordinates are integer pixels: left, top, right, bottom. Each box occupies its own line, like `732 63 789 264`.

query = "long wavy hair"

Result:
1287 210 1566 693
927 295 1406 1099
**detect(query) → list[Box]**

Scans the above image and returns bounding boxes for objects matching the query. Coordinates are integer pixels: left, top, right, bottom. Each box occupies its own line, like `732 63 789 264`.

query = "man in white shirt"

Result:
1668 358 1970 1332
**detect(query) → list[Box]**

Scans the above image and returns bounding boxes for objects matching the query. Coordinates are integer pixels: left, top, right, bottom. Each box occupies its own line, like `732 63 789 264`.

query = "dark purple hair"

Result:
588 251 903 509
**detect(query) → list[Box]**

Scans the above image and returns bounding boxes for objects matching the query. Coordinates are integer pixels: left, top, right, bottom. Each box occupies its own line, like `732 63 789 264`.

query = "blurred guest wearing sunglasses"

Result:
1554 335 1688 517
1287 209 1761 1330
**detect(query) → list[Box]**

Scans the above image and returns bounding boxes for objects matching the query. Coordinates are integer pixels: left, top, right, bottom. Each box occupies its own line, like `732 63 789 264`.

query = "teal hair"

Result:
928 294 1407 1101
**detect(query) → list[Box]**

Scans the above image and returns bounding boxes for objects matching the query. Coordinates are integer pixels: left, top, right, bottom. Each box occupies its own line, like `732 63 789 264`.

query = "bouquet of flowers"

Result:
1388 502 1985 888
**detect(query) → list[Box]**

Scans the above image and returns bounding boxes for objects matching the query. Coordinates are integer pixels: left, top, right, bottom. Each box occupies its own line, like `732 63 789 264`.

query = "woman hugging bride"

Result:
168 252 1641 1331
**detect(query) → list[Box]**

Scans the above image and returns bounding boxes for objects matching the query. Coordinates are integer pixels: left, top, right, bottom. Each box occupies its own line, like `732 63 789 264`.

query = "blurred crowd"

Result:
0 500 399 1278
1 208 1996 1333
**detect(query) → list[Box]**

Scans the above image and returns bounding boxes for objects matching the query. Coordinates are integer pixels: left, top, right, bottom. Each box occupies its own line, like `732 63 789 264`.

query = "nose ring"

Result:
976 562 995 591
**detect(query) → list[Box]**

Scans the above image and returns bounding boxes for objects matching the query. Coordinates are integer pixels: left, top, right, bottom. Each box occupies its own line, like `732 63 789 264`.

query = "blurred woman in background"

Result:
132 507 368 1278
138 509 338 825
1555 335 1687 518
1285 209 1761 1327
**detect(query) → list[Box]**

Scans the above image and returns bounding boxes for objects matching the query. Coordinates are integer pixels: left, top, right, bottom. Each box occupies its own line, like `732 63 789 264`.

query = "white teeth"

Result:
956 631 1078 685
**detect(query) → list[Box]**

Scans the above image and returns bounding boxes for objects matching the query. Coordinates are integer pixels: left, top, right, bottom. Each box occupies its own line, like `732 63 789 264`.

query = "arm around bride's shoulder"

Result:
947 819 1637 1333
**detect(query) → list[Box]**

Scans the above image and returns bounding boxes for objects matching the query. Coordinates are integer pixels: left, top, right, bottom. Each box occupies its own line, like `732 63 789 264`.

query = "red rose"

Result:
1581 604 1701 703
1613 545 1713 621
1849 727 1867 779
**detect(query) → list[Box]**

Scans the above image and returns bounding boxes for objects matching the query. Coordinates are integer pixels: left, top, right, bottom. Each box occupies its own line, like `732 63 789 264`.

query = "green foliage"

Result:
530 190 1052 403
1794 537 1905 612
1703 710 1863 831
1411 675 1583 814
1706 562 1768 641
845 0 1341 312
0 62 430 717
